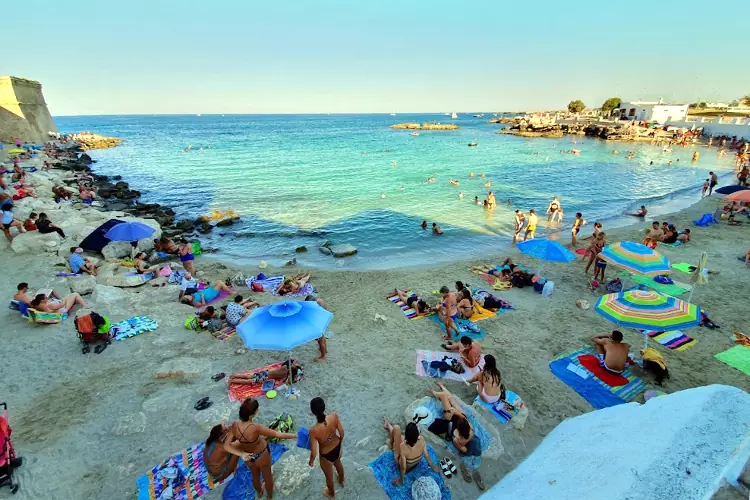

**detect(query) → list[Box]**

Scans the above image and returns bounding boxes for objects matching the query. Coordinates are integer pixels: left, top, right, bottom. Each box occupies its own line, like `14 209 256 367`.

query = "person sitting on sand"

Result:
198 305 225 326
591 330 630 374
677 228 691 243
277 272 312 296
23 212 37 231
225 295 258 327
30 292 88 314
2 202 25 242
203 423 240 482
392 288 432 316
11 164 26 183
36 213 66 238
178 238 196 274
79 185 95 203
69 247 97 275
14 282 61 304
643 221 663 248
382 418 440 486
52 185 72 202
306 295 330 360
228 360 303 386
457 289 474 319
133 252 163 275
224 399 297 500
308 397 346 498
467 354 504 404
663 225 678 244
437 286 460 339
443 335 482 368
154 236 178 254
432 222 443 235
182 280 233 307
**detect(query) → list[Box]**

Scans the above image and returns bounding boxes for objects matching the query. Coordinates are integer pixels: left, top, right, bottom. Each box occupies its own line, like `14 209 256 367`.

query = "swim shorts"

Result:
180 254 195 262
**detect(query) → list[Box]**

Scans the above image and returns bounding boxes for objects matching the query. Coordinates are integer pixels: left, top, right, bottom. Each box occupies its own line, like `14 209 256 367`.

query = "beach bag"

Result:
205 318 223 332
251 282 264 292
75 312 111 344
268 412 294 442
184 316 200 331
654 275 674 285
542 280 554 297
533 278 547 294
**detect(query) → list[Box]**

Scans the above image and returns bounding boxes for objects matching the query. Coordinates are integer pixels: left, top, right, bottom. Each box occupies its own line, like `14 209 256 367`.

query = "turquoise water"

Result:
55 114 736 269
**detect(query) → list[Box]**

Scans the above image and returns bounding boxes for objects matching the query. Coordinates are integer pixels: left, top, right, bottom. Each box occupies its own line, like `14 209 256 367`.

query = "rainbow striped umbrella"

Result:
595 289 701 332
599 241 670 277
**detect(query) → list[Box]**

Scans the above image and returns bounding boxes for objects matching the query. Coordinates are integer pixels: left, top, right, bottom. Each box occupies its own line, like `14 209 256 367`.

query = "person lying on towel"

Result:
228 359 303 386
391 288 432 316
590 330 630 374
181 280 232 307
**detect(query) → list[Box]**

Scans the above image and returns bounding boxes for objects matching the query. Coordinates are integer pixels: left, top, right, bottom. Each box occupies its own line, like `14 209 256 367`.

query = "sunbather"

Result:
591 330 630 374
467 354 504 404
203 423 240 482
391 288 432 316
228 360 303 386
14 282 61 304
133 252 162 274
37 213 66 238
154 236 178 254
457 289 474 319
277 272 311 296
443 335 482 368
306 295 330 361
225 295 258 326
382 418 439 486
181 280 232 307
309 397 346 498
30 292 87 314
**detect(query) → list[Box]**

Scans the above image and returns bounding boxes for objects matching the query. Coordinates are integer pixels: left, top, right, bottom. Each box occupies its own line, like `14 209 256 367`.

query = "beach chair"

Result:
0 402 22 494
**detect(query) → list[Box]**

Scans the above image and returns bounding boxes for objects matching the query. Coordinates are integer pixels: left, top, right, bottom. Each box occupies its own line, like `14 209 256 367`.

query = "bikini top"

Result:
234 422 260 445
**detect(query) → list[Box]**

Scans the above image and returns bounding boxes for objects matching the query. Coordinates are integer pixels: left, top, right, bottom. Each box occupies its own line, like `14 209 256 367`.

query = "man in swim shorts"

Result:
524 209 538 241
590 330 630 374
437 286 459 339
708 171 718 195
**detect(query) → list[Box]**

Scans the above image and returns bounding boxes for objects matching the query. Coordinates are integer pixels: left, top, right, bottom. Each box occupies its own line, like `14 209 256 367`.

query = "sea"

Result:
54 114 737 269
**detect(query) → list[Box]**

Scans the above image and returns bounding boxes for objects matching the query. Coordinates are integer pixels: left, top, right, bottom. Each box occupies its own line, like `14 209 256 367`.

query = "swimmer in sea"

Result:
547 196 562 225
469 172 474 178
450 179 460 187
626 206 648 217
421 220 428 230
458 192 464 200
399 186 404 191
427 177 436 183
473 196 480 205
484 181 491 189
507 199 512 206
479 173 486 178
392 161 398 167
432 223 443 235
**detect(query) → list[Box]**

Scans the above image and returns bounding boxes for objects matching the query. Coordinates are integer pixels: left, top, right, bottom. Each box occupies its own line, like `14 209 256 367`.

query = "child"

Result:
593 255 607 282
701 178 709 198
2 202 25 242
23 212 38 231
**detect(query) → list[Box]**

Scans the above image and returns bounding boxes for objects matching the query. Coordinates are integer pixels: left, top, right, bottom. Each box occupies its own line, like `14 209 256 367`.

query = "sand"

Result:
2 148 750 499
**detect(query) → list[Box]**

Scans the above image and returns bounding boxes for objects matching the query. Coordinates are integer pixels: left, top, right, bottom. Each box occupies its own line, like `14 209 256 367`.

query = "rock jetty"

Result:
72 133 123 150
500 119 656 141
390 123 459 130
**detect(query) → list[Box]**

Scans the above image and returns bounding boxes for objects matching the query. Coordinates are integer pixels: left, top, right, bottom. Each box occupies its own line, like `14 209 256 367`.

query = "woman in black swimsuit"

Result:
392 288 432 316
226 398 296 499
308 397 345 498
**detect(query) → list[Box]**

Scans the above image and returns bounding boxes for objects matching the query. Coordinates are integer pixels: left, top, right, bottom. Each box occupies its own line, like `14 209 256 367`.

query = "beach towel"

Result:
479 273 512 290
386 290 433 320
245 275 284 291
211 326 236 341
468 302 499 322
659 241 683 248
124 271 155 281
110 316 158 341
55 271 81 277
577 355 630 386
368 446 451 500
671 262 696 274
415 350 483 382
715 346 750 376
549 347 647 410
228 361 288 402
472 289 514 312
427 314 485 340
618 272 690 296
26 309 67 324
474 389 525 424
693 213 718 227
221 444 287 500
644 330 697 351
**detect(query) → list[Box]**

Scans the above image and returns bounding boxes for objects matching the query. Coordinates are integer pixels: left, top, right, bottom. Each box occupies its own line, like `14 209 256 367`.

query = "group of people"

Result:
643 221 691 248
12 281 88 315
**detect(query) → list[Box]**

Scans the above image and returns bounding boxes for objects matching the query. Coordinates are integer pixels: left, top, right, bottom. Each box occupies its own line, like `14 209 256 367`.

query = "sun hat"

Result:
258 260 268 269
412 406 430 424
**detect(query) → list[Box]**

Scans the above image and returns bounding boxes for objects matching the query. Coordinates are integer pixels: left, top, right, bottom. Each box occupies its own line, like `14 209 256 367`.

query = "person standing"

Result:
309 397 345 498
708 171 718 195
512 210 525 242
738 165 748 187
524 209 538 241
571 212 586 247
178 238 196 274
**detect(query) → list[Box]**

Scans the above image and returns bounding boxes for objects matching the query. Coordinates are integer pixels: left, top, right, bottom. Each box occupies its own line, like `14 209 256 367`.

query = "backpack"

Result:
268 412 294 442
184 316 200 331
75 312 107 335
606 278 623 293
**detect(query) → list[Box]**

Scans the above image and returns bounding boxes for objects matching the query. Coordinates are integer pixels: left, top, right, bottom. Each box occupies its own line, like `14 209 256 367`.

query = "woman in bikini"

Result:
391 288 432 316
584 232 607 274
276 273 311 296
181 280 233 307
382 418 440 486
178 238 195 274
467 354 504 404
225 398 296 499
30 292 88 314
438 286 460 340
309 397 345 498
133 252 162 275
456 289 474 319
203 424 239 482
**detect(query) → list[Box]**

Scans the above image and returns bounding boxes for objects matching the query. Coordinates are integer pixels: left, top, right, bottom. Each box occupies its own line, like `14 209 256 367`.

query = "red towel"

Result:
575 248 587 255
578 355 629 387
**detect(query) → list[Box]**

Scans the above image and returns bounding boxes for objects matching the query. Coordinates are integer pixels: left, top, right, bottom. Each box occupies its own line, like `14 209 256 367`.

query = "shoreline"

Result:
3 143 749 499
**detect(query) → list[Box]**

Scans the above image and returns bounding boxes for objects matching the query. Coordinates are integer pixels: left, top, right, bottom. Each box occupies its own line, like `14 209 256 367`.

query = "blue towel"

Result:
549 357 625 409
222 443 287 500
110 316 159 341
693 213 718 227
427 314 486 340
368 446 451 500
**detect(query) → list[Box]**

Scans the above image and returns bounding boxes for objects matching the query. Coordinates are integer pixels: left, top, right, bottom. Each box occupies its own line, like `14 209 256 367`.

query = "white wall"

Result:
665 116 750 140
650 105 688 123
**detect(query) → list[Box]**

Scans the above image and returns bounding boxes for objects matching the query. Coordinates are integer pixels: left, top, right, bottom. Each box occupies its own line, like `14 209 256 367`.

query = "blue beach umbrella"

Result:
237 300 333 382
516 239 576 276
104 221 156 242
714 185 749 195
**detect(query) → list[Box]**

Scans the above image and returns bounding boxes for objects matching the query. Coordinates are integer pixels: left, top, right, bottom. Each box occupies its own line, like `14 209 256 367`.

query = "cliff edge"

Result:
0 76 58 144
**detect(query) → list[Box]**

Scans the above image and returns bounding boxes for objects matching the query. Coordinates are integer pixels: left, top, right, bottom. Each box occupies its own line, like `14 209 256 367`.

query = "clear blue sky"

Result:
6 0 750 115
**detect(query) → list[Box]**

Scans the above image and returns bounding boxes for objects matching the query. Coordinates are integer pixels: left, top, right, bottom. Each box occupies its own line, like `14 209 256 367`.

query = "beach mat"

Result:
472 289 514 313
415 350 483 382
549 347 647 410
618 272 690 296
195 289 231 313
577 355 630 386
474 389 525 424
110 316 158 341
427 314 486 340
368 445 451 500
221 444 287 500
386 290 433 320
644 330 697 351
211 326 236 341
671 262 696 274
715 346 750 376
479 273 512 290
228 361 287 402
245 275 284 291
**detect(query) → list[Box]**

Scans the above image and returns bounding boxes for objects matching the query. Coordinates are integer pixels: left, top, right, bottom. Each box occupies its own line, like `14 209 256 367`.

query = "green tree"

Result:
567 100 585 113
601 97 621 116
698 102 707 109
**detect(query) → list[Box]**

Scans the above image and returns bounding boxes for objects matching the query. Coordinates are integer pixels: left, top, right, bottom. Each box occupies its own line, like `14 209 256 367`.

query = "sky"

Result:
5 0 750 116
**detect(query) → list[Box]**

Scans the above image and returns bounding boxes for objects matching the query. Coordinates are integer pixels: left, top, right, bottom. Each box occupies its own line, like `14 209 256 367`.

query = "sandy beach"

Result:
2 147 750 500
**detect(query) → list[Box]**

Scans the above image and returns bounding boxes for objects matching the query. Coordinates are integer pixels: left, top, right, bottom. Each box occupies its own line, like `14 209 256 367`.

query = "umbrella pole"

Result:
288 350 293 387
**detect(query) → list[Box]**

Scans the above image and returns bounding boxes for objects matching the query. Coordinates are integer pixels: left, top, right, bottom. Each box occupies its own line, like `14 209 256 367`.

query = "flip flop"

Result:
94 343 107 354
440 459 451 478
211 373 226 382
460 463 472 483
194 397 211 410
445 458 457 478
473 471 485 490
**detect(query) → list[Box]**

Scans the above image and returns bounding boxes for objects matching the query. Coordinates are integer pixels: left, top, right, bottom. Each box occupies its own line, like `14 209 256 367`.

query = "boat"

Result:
390 112 397 116
468 141 477 147
451 112 458 119
473 114 484 118
411 132 420 136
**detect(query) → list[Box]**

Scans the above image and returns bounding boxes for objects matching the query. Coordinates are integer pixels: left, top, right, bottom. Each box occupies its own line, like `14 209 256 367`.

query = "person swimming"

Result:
421 220 427 230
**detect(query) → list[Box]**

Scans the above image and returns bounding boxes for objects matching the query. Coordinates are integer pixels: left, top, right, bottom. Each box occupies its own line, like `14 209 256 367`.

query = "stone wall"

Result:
0 76 58 144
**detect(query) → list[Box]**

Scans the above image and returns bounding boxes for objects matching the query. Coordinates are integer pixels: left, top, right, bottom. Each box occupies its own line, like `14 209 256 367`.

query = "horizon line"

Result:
52 111 537 118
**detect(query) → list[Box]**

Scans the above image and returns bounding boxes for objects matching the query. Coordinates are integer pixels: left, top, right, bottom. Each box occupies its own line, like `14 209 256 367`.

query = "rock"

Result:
295 245 307 253
102 241 134 260
111 412 147 436
68 275 97 295
196 223 213 234
319 246 332 255
78 153 93 165
283 258 297 267
174 219 195 231
194 401 237 432
215 217 238 227
106 202 130 211
105 273 155 288
10 231 61 254
329 244 358 258
91 284 130 305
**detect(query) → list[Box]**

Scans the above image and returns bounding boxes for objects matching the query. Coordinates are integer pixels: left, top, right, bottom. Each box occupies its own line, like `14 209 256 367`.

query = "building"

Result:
0 76 57 143
617 99 689 124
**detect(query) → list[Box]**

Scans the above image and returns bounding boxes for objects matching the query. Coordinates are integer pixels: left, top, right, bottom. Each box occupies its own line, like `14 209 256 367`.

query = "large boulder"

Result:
329 244 358 258
101 241 133 260
68 275 97 295
105 273 155 288
10 231 61 254
91 285 130 305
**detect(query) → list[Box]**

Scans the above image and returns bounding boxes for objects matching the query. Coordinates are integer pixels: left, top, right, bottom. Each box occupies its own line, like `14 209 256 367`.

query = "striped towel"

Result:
644 330 696 351
415 350 483 382
110 316 158 341
386 290 433 320
211 326 235 341
273 282 314 297
245 275 284 290
474 389 525 424
228 361 288 402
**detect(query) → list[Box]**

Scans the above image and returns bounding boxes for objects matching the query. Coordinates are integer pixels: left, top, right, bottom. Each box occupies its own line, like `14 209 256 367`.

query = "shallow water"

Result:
56 114 737 269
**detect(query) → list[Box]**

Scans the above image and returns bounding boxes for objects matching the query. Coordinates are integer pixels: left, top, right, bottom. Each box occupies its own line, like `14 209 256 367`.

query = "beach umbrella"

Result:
595 289 701 348
599 241 670 277
516 239 576 276
237 300 333 384
725 190 750 203
714 185 749 195
104 221 156 242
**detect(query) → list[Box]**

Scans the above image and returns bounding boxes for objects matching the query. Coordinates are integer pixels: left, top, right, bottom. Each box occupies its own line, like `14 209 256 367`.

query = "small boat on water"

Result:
451 112 458 119
390 112 397 116
473 114 484 118
411 132 420 136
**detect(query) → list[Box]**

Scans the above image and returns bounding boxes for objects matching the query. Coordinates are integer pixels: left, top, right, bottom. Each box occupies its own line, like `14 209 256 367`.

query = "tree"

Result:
740 95 750 107
601 97 621 116
567 100 585 113
698 102 707 109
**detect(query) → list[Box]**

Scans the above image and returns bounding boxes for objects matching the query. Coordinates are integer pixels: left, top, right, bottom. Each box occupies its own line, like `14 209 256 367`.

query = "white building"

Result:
617 99 689 123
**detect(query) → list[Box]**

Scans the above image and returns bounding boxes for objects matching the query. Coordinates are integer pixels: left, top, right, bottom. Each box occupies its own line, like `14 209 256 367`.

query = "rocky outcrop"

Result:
73 133 123 151
390 123 460 130
0 76 57 143
68 275 97 295
10 231 61 254
329 244 358 258
501 119 653 141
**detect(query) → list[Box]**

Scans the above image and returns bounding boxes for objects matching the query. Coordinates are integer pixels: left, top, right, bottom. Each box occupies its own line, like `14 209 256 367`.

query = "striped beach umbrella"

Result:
599 241 670 277
595 289 701 342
